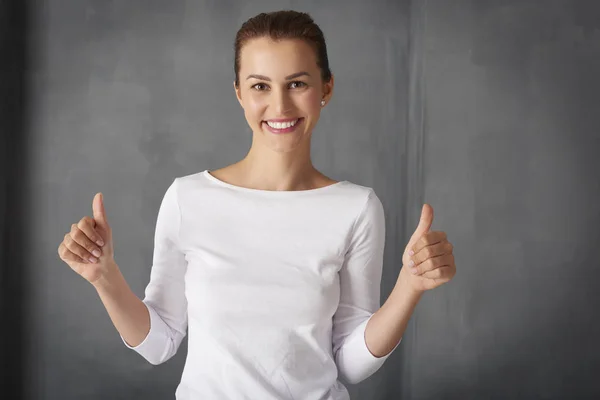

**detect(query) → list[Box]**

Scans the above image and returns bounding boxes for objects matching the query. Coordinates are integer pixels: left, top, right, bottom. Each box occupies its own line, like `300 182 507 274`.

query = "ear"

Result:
322 74 334 103
234 81 243 107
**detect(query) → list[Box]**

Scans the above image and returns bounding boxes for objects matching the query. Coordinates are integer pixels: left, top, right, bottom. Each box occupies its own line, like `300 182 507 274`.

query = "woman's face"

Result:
235 37 333 154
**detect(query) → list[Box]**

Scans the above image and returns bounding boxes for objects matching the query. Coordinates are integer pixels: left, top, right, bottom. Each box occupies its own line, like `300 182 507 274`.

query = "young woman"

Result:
58 10 456 400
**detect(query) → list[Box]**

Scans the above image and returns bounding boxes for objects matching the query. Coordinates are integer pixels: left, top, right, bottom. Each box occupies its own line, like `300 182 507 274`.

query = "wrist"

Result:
92 262 124 294
395 269 425 299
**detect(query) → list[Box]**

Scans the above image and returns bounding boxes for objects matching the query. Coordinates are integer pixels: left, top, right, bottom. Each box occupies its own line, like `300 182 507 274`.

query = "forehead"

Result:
239 37 318 76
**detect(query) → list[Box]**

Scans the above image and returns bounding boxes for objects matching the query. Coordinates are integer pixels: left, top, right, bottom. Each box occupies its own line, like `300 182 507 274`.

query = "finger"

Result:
92 193 109 229
412 254 453 275
408 204 434 245
65 231 99 263
77 216 104 247
59 243 91 277
412 241 453 265
411 231 447 254
70 224 103 259
58 242 87 264
421 265 455 280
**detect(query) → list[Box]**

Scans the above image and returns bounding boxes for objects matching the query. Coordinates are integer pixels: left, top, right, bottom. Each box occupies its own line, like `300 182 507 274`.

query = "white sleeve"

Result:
121 178 188 365
332 189 401 384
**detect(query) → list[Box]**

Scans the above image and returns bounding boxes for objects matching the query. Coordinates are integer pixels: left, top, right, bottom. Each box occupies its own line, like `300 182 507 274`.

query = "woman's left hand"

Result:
399 204 457 293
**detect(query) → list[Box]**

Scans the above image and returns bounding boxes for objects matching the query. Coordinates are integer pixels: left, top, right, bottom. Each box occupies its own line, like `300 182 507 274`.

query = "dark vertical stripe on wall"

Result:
0 0 30 399
403 0 427 397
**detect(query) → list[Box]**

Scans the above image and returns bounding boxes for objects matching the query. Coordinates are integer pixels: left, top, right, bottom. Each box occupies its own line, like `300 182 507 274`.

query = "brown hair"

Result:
233 10 333 87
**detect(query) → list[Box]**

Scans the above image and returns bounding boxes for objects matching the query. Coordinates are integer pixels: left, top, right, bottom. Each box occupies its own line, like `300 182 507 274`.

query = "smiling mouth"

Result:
262 117 304 134
263 118 302 129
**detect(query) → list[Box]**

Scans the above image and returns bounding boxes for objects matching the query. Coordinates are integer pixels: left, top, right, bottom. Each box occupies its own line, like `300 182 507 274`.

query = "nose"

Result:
271 88 293 115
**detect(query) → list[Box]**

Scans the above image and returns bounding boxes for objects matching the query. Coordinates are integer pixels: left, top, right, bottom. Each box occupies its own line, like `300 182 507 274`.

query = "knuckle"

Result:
77 218 88 229
77 220 89 233
79 219 99 243
82 216 95 229
59 245 71 259
422 259 431 270
81 240 94 253
75 246 89 258
74 232 92 251
72 228 85 242
65 240 77 254
66 236 84 256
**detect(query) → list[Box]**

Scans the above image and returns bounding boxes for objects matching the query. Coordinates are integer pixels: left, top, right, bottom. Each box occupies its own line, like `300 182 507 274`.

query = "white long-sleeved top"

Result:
121 170 400 399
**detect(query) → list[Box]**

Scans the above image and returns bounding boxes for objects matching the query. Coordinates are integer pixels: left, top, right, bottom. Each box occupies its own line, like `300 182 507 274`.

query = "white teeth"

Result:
266 119 299 129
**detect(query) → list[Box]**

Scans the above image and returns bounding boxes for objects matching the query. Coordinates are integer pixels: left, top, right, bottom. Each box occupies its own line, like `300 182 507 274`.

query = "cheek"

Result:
299 90 321 114
243 95 267 120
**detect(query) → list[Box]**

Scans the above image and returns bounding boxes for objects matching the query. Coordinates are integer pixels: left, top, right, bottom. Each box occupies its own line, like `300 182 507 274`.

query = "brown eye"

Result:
252 83 268 91
289 81 306 89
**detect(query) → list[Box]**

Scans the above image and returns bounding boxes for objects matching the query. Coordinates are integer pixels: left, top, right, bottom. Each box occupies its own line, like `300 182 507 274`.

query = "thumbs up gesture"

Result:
399 204 457 293
57 193 118 286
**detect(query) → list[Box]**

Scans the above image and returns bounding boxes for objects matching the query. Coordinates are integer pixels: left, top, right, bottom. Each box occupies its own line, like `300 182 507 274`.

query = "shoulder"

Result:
169 170 211 192
328 181 385 232
336 180 382 208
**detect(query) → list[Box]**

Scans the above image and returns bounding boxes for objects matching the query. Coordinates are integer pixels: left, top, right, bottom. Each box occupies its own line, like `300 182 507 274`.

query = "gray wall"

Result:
405 0 600 398
22 0 600 399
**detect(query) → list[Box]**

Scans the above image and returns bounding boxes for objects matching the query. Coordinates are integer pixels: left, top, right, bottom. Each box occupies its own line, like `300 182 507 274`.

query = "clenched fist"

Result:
57 193 118 285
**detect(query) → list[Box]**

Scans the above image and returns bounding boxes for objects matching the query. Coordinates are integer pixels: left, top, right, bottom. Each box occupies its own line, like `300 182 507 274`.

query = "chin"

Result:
263 132 311 154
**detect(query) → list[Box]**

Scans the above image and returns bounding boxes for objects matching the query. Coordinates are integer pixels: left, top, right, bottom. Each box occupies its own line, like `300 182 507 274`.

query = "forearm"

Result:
364 275 423 358
92 263 150 348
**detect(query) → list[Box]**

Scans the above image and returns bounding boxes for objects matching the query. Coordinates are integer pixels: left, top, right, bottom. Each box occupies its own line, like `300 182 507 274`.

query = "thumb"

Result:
92 192 109 229
408 203 434 245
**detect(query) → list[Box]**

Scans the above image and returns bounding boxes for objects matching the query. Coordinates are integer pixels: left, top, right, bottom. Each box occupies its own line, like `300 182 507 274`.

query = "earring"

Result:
320 99 326 107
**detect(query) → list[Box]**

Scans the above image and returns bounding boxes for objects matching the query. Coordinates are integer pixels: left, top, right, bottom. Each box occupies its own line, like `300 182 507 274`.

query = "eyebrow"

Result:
246 71 311 81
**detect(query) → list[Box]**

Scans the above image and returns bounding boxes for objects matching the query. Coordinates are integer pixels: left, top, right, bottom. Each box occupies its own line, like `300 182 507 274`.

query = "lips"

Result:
263 117 303 128
262 117 304 134
265 118 299 123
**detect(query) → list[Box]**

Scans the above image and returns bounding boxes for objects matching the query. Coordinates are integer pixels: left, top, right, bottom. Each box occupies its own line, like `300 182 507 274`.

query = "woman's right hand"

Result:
58 193 117 285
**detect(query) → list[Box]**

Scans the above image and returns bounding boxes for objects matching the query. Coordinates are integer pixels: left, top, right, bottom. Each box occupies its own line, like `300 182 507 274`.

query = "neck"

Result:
236 139 319 192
